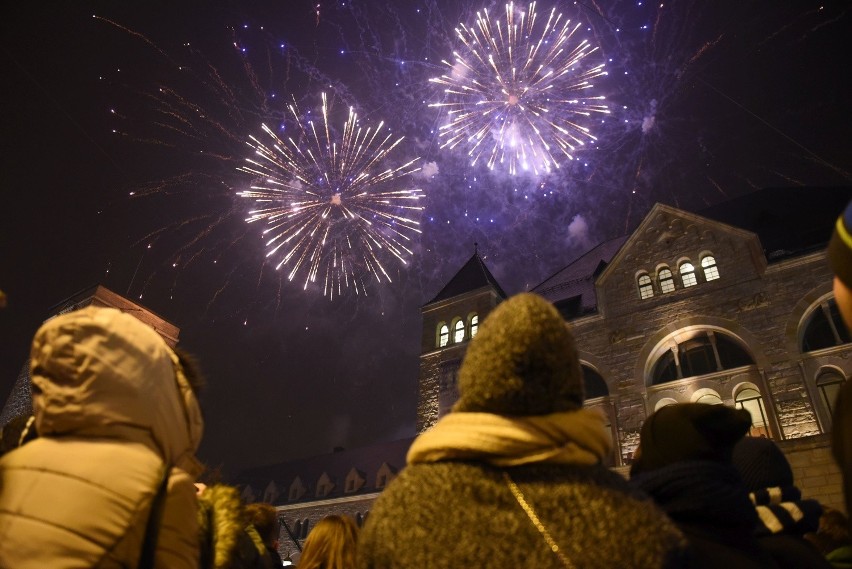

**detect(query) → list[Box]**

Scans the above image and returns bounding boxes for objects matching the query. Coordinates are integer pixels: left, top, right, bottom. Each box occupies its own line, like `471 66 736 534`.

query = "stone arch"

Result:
785 284 834 355
635 316 770 385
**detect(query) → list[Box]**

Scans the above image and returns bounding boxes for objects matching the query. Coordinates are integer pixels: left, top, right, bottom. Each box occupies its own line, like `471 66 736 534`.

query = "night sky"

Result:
2 0 850 477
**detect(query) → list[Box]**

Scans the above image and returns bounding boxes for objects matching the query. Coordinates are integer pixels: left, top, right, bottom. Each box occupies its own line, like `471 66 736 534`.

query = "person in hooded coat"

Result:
0 306 205 569
358 293 686 569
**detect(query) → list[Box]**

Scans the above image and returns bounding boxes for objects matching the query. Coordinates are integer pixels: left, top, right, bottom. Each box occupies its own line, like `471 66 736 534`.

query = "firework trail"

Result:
429 1 609 175
238 93 424 299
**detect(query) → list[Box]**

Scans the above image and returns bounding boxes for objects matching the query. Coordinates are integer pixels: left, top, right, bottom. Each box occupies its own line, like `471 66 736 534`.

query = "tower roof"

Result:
426 250 507 305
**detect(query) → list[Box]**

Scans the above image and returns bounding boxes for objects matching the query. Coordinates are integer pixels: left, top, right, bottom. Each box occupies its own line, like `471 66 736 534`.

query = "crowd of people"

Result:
0 201 851 567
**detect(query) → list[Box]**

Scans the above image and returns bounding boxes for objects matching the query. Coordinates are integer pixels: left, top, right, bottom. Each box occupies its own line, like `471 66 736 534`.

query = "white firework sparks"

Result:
238 93 423 299
430 1 610 175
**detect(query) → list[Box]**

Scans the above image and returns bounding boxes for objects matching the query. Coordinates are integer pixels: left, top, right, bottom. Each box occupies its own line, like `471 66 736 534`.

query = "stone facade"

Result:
241 194 850 553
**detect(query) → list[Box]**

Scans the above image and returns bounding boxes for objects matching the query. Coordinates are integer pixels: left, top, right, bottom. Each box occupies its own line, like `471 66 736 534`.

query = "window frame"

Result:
658 267 675 294
680 261 697 287
701 255 720 281
638 273 654 299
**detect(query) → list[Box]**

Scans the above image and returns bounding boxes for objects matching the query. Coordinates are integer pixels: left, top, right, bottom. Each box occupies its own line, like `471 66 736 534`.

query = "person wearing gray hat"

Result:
358 293 686 568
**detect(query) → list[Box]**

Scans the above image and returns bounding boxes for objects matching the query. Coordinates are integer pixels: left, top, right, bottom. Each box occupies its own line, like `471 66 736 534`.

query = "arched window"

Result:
693 390 723 406
438 324 449 348
655 397 679 411
659 268 675 293
582 366 609 399
300 519 310 539
680 262 697 287
651 331 754 385
801 298 851 352
701 255 720 281
817 369 845 416
735 387 769 437
469 314 479 338
453 319 465 343
293 520 302 537
638 274 654 299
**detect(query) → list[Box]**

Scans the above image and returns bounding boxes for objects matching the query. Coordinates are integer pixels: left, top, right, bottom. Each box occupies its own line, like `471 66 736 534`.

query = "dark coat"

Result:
359 461 686 568
631 460 779 569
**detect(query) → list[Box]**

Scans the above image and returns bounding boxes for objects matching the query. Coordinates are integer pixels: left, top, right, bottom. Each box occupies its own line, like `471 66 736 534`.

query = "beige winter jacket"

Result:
0 307 204 569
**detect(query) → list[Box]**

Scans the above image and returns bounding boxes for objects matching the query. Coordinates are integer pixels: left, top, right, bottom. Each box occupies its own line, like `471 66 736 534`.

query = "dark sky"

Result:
2 0 851 477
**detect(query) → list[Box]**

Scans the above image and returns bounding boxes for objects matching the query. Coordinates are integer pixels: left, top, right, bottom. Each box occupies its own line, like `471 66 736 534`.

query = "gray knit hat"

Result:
453 293 583 416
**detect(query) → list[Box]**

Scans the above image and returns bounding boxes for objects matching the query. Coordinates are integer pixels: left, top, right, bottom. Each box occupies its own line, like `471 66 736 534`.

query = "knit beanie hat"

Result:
453 293 583 416
828 200 852 289
731 436 793 492
631 403 752 476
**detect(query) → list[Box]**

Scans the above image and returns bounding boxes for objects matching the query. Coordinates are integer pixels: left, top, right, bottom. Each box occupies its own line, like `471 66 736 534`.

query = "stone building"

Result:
239 187 849 555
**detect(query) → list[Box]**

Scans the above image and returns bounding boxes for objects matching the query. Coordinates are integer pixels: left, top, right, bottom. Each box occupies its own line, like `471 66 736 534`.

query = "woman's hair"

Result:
297 515 359 569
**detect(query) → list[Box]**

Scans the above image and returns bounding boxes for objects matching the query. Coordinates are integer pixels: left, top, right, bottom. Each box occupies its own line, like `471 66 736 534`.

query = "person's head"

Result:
297 515 359 569
453 292 583 416
631 403 752 477
29 306 204 475
244 502 279 548
829 200 852 330
731 436 793 492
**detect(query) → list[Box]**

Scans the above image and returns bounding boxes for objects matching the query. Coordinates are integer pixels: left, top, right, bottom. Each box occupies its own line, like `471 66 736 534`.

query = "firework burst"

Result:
238 94 424 299
430 1 609 175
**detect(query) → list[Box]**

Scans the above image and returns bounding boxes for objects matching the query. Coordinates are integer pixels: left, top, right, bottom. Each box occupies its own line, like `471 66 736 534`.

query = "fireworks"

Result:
238 93 424 299
430 2 609 175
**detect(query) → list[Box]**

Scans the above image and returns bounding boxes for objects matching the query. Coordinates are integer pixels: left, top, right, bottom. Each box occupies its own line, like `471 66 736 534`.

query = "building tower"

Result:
0 285 179 425
416 248 506 432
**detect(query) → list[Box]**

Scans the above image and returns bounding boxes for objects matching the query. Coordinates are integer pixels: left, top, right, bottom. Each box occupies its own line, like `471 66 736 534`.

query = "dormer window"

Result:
658 268 675 294
638 274 654 299
701 255 720 281
680 262 697 287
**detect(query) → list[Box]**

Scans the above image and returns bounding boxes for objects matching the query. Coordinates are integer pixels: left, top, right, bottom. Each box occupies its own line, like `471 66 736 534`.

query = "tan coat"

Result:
0 307 204 569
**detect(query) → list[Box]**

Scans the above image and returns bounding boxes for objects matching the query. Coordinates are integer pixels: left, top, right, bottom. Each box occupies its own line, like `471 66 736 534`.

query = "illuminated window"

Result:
735 387 769 438
680 262 697 287
694 391 723 405
702 255 720 281
638 274 654 299
454 320 465 343
469 314 479 338
817 370 845 416
801 298 851 352
438 324 449 348
659 268 675 293
655 398 678 411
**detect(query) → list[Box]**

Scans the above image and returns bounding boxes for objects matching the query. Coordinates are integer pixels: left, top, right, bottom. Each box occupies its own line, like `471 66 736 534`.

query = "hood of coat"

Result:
30 306 203 474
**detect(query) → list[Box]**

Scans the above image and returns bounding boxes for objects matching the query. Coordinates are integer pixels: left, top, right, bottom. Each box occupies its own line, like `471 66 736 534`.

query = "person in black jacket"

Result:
630 403 779 568
732 435 832 568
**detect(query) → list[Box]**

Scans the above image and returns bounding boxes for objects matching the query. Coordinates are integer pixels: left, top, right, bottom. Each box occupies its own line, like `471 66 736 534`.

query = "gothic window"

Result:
817 369 845 416
680 262 697 287
582 366 609 400
453 319 465 343
293 520 302 536
638 274 654 299
438 324 449 348
735 387 769 438
801 298 851 352
701 255 720 281
469 314 479 338
300 520 310 539
651 331 754 385
659 268 675 293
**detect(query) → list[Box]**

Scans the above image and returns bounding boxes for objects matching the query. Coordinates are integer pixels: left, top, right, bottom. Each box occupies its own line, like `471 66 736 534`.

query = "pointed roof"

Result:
427 250 507 305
